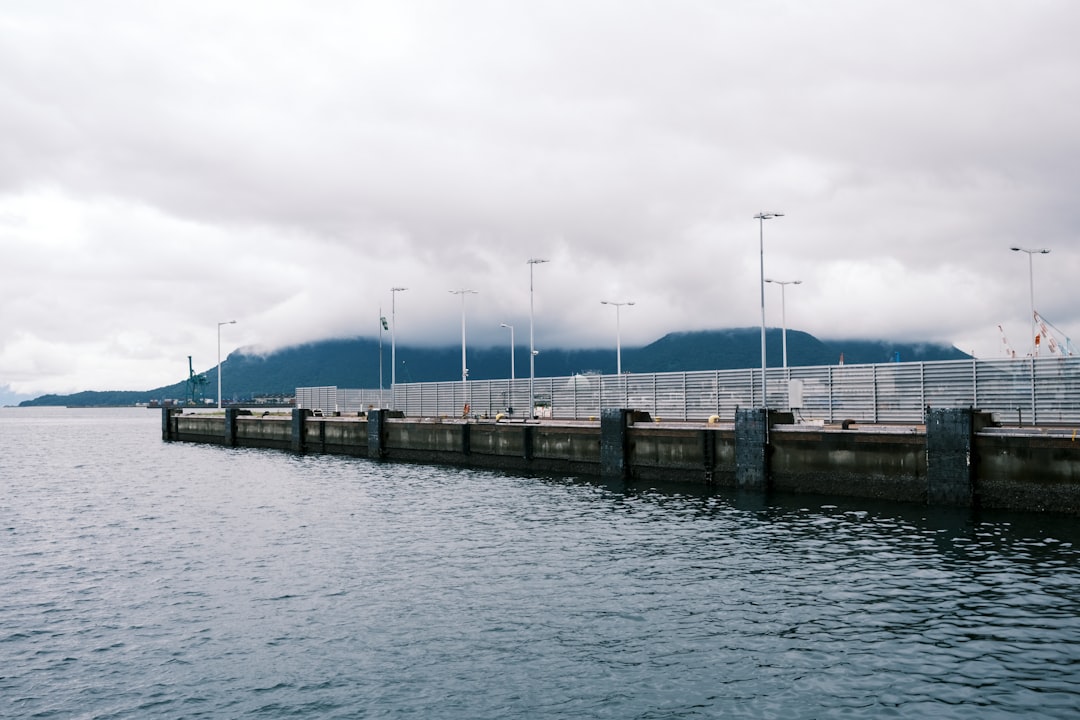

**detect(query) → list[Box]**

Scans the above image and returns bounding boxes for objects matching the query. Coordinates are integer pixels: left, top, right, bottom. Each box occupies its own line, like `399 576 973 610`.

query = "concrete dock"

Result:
162 407 1080 515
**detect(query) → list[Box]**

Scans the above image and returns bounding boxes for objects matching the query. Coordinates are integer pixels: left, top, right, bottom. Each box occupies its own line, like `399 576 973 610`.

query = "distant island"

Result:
19 327 969 407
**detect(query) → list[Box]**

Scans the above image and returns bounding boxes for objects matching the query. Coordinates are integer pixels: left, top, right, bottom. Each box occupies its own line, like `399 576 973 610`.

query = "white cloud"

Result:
2 0 1079 395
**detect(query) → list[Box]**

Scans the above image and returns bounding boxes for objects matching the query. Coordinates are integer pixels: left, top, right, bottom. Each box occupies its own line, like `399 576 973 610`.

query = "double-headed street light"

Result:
754 212 784 407
1010 247 1050 358
528 258 548 418
217 320 236 409
500 323 515 380
600 301 634 376
764 279 801 368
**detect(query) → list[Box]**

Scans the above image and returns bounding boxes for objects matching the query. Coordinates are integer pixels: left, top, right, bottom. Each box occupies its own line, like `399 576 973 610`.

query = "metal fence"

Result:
298 356 1080 425
295 386 392 414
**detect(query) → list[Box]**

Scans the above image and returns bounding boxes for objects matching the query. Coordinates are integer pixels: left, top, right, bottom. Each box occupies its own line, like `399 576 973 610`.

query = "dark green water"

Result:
2 408 1078 718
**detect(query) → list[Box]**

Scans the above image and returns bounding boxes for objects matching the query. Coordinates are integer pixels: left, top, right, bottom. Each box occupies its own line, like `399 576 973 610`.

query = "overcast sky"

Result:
2 0 1079 398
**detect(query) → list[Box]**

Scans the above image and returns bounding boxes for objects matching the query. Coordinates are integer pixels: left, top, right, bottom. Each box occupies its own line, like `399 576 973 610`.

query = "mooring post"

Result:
735 408 769 492
600 408 632 481
291 408 310 454
161 407 174 442
925 407 984 507
367 408 387 459
223 407 238 447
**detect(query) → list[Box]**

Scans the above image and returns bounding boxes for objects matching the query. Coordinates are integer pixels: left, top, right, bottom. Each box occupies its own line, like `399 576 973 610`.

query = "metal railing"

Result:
298 356 1080 425
295 386 392 414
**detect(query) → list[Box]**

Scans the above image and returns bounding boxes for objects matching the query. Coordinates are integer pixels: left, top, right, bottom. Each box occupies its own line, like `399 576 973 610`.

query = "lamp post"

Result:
764 279 801 368
390 287 407 406
600 301 634 376
500 323 515 380
528 258 548 418
450 290 477 410
754 212 783 407
217 320 236 409
1010 247 1050 358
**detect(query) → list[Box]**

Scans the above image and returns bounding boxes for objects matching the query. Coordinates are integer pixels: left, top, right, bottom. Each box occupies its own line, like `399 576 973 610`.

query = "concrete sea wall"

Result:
162 407 1080 515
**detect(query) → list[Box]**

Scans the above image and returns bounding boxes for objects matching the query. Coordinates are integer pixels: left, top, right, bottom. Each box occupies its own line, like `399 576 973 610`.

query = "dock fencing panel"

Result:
624 374 657 417
976 359 1030 425
787 367 832 422
552 375 599 419
1033 358 1080 425
924 361 976 414
685 372 719 420
379 356 1080 425
653 373 688 421
338 388 392 413
599 375 628 415
296 386 338 413
875 363 926 423
822 366 874 422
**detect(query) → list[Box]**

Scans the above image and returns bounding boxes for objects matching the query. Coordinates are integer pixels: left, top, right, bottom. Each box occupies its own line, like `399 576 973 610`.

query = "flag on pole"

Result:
381 316 389 331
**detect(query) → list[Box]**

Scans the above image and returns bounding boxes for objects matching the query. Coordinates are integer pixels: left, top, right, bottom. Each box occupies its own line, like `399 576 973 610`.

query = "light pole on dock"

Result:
1010 247 1050 358
217 320 236 409
450 289 478 409
390 287 407 406
528 258 548 419
765 279 801 368
754 212 783 407
500 323 515 380
600 301 634 377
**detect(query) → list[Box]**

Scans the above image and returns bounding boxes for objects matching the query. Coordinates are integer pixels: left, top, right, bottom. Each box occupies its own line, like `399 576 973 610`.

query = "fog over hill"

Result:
18 328 969 407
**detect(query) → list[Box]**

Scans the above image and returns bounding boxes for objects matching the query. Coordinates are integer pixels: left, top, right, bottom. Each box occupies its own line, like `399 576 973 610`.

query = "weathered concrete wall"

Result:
628 425 736 485
976 433 1080 514
770 428 926 503
307 417 369 456
173 413 227 445
235 416 292 450
164 409 1080 514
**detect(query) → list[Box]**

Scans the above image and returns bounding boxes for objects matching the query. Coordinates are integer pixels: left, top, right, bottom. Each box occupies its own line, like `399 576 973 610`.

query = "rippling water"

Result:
2 407 1079 719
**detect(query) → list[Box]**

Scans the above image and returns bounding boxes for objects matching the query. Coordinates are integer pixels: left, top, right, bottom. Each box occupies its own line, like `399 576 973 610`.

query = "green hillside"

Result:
20 328 970 406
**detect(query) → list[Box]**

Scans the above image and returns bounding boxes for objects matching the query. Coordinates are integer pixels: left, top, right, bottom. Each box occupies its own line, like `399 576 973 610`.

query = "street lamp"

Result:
764 279 801 368
1010 247 1050 358
390 287 407 404
449 290 478 400
600 301 634 376
528 258 548 418
754 212 783 407
217 320 236 409
500 323 515 380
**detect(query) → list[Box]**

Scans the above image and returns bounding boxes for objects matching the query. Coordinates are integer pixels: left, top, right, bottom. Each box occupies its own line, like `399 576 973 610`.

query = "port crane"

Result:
186 355 208 404
997 324 1017 358
1001 314 1076 358
1034 312 1076 356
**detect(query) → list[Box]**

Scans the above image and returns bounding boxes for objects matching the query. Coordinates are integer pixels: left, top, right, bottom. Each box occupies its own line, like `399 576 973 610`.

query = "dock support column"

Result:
223 408 238 447
601 408 631 481
368 408 387 459
926 407 992 507
291 408 310 454
462 421 471 456
700 429 716 485
161 407 175 442
735 408 769 492
523 425 534 461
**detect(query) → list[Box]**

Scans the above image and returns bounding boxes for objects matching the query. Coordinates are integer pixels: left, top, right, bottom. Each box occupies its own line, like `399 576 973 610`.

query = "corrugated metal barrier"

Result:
299 356 1080 425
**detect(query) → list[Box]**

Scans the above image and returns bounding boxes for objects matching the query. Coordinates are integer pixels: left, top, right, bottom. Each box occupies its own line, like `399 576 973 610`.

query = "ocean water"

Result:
1 407 1078 719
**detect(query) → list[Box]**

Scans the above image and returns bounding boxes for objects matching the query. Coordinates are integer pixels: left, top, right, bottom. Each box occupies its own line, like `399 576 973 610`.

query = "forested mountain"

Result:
20 328 970 406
